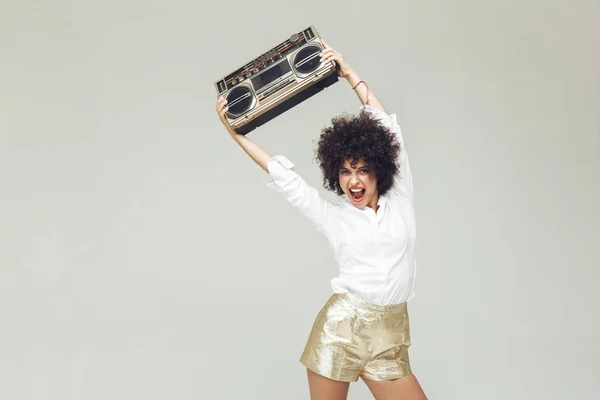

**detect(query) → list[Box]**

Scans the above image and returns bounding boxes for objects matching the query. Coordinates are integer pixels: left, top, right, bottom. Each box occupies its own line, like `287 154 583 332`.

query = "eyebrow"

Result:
342 163 370 168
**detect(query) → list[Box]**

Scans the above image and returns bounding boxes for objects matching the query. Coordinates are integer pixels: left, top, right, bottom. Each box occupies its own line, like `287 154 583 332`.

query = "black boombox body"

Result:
214 25 338 134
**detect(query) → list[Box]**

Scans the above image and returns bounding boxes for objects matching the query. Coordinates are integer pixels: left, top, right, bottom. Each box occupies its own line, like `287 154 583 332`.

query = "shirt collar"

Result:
341 193 387 212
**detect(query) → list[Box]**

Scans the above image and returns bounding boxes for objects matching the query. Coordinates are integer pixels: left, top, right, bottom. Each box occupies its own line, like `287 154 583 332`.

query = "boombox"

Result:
214 25 338 134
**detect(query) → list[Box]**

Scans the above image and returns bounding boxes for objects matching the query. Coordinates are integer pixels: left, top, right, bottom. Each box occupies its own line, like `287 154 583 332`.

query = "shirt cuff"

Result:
266 155 297 192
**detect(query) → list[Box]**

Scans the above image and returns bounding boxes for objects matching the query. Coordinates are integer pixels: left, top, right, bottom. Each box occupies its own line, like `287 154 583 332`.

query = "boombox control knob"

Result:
289 33 300 43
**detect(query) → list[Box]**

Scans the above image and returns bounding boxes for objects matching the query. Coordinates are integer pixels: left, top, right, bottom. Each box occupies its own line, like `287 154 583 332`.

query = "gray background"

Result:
1 0 599 399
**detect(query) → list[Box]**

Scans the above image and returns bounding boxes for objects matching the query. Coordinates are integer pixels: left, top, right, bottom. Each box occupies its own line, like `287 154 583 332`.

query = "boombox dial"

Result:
226 84 256 118
292 44 323 77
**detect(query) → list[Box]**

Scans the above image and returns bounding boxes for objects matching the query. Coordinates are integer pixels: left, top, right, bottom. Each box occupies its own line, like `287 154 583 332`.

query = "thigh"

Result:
362 373 427 400
307 368 350 400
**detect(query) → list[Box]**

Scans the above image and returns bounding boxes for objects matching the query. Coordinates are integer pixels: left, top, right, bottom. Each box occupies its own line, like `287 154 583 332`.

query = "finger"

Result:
320 52 335 60
320 51 337 60
321 51 338 61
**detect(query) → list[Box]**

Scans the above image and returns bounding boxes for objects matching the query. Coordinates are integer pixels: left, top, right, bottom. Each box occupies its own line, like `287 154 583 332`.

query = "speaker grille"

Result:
292 44 322 76
226 85 255 118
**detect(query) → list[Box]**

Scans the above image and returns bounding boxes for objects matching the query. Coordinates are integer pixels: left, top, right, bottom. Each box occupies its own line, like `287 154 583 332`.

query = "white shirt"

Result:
267 105 416 305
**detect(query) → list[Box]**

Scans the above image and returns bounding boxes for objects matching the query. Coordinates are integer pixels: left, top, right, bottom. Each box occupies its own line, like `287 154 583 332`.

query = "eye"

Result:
360 168 369 174
340 169 349 175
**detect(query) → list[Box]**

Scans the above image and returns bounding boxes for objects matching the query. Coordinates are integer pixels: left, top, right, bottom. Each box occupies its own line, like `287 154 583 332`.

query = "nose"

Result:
350 175 360 185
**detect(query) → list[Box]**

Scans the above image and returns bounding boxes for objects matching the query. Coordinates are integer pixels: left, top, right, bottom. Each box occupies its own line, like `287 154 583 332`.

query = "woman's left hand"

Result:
320 40 353 79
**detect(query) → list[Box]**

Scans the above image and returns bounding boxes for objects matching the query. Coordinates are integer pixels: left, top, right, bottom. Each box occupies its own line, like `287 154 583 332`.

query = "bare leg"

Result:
362 373 427 400
307 368 350 400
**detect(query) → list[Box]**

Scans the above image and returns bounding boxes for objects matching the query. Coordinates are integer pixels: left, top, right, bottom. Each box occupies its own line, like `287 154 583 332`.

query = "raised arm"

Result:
319 40 386 114
216 96 271 172
215 96 336 232
320 42 413 202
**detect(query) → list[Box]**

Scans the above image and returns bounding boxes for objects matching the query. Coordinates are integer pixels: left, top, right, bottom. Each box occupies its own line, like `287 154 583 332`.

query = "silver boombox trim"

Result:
214 25 338 134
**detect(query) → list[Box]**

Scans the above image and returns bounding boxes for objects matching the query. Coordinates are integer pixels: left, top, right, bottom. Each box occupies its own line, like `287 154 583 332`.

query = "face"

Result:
338 158 378 210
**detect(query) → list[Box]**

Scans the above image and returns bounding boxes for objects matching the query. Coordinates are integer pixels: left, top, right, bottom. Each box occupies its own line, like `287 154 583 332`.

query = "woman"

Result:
215 41 427 400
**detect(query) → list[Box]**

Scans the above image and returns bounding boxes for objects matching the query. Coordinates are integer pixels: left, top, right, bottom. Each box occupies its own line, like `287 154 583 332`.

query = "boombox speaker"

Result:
214 25 338 134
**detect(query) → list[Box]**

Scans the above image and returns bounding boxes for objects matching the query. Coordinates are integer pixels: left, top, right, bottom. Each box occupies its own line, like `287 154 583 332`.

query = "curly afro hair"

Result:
315 110 401 196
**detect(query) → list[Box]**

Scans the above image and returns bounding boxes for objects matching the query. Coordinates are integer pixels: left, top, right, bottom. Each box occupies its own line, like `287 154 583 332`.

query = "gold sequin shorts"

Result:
300 292 411 382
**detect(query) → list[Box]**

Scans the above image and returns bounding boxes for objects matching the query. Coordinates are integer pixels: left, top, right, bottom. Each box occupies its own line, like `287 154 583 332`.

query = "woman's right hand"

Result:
216 96 230 127
214 95 272 172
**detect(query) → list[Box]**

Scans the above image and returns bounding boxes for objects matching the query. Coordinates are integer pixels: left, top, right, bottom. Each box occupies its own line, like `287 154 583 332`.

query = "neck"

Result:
367 193 380 213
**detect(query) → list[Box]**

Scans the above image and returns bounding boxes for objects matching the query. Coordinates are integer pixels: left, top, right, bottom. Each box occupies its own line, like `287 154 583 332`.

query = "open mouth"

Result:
349 188 366 203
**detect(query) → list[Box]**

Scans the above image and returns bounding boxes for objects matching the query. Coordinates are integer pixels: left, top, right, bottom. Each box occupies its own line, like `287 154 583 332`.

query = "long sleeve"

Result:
360 105 414 203
267 155 336 233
